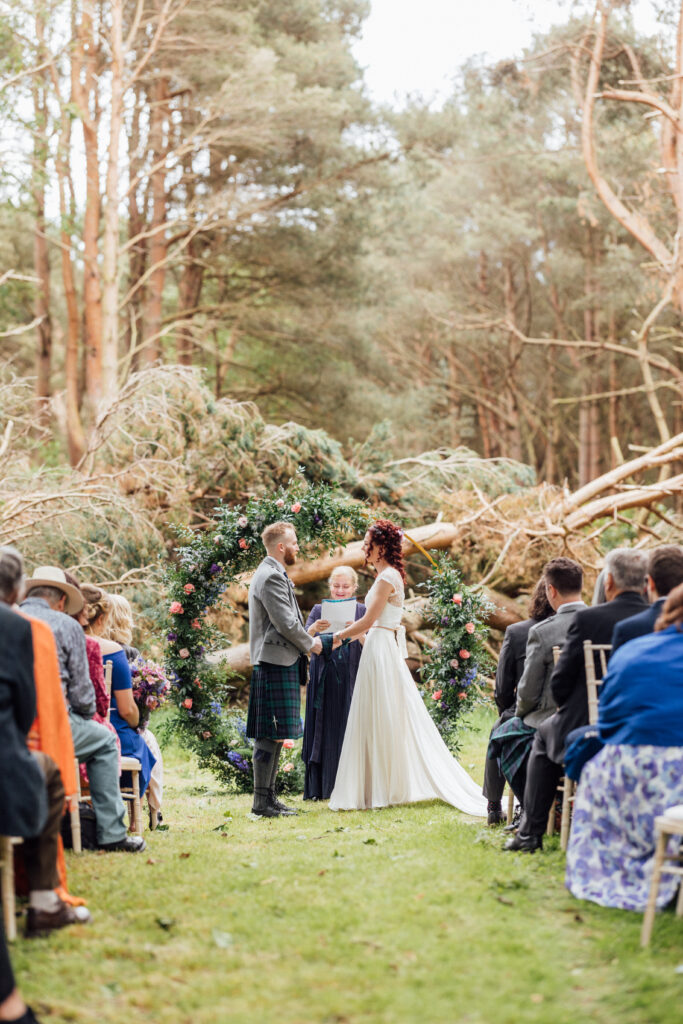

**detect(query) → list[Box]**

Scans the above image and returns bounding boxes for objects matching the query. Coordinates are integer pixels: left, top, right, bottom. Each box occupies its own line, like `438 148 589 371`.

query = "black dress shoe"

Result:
503 808 522 833
503 832 543 853
487 801 504 826
250 804 282 818
268 789 298 816
99 835 146 853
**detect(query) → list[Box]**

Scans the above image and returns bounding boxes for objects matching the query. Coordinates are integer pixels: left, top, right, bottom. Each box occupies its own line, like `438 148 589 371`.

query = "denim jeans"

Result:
69 711 127 846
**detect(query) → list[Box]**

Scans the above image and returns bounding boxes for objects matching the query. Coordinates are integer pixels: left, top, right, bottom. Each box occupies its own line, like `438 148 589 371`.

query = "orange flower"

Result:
452 594 462 605
459 649 471 659
291 502 302 513
183 583 195 594
465 622 475 634
283 762 294 772
458 692 467 700
282 739 295 749
432 689 443 700
191 619 202 630
183 698 193 709
238 538 249 550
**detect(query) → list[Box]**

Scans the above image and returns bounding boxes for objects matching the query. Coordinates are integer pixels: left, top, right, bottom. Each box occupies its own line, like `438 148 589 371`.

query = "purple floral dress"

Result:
566 744 683 911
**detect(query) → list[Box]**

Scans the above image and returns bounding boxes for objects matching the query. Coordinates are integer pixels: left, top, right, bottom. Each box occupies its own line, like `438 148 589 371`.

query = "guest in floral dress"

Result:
302 567 366 800
566 582 683 911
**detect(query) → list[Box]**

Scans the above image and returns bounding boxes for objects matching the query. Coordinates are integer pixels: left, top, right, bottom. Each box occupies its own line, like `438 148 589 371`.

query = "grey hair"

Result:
603 548 648 592
0 546 25 602
28 585 65 607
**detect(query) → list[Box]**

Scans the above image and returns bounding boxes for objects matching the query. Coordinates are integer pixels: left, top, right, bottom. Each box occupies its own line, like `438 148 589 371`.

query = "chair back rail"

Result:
582 640 611 726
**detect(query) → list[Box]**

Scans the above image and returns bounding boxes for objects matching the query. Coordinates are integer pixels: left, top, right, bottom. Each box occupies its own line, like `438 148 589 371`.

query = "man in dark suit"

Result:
483 579 554 824
611 545 683 653
505 547 648 852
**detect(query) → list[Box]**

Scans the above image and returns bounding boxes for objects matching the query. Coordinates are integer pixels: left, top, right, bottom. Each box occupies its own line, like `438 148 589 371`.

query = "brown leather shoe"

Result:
26 900 92 938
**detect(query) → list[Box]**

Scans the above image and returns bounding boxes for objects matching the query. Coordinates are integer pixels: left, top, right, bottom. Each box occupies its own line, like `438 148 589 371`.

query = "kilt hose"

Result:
246 656 307 740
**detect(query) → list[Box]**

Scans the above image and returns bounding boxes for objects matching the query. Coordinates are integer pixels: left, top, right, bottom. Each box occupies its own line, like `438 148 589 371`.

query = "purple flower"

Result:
441 616 449 625
448 677 455 685
209 563 220 575
227 751 250 774
313 513 322 525
167 632 177 641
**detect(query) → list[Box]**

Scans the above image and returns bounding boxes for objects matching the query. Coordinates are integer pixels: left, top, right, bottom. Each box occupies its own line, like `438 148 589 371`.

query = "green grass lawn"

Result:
11 707 683 1024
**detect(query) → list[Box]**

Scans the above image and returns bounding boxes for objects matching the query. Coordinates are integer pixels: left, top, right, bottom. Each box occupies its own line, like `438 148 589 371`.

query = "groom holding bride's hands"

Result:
246 521 321 818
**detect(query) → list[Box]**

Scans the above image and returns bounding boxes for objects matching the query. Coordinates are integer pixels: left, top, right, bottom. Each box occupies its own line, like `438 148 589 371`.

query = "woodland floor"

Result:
11 707 683 1024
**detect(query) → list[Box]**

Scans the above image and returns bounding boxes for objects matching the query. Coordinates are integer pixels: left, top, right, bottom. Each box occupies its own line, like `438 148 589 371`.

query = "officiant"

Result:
302 566 366 800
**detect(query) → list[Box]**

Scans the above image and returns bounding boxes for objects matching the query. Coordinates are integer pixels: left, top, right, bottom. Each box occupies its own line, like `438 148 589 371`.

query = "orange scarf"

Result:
22 613 85 905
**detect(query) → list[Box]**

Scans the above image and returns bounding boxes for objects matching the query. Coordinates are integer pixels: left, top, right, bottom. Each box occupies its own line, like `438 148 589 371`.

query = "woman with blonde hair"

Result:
99 593 164 824
87 593 157 803
302 565 366 800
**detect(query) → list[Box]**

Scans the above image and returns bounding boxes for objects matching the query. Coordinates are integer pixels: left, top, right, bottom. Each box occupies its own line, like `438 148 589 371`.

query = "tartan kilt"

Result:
489 715 537 785
246 657 306 740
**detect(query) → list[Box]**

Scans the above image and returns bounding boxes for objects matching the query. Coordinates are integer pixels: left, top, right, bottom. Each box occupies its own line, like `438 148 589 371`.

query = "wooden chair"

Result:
0 836 21 941
71 661 114 853
641 805 683 947
559 641 612 852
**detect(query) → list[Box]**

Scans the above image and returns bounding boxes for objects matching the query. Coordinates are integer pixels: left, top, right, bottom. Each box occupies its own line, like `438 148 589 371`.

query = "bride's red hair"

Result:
367 519 406 582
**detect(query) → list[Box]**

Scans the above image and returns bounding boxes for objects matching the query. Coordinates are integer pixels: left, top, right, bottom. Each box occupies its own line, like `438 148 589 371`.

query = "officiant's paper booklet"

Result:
320 598 357 633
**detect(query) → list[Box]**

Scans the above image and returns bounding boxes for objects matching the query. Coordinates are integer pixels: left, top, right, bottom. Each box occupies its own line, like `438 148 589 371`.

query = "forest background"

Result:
3 0 683 647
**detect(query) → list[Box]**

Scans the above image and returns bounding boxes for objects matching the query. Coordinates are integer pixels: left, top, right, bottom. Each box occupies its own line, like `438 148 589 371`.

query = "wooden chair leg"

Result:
506 786 514 826
560 777 575 852
149 804 158 831
1 838 17 942
546 797 556 836
70 795 82 854
641 828 668 947
132 771 142 836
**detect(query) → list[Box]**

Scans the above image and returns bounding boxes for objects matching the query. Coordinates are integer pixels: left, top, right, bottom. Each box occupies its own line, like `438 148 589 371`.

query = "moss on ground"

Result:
11 708 683 1024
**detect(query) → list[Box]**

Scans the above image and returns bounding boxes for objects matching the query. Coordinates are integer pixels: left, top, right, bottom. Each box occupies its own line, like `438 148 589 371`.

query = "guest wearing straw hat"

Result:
21 566 144 853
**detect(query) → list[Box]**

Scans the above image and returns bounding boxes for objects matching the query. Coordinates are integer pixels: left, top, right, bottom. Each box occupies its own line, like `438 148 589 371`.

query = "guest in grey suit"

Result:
611 545 683 652
490 557 585 805
246 521 322 817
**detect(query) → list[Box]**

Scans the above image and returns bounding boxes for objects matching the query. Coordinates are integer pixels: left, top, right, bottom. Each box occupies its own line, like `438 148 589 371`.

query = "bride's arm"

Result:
333 580 393 644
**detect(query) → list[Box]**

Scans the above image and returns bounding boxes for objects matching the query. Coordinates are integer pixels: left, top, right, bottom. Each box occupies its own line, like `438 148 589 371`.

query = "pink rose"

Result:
191 619 201 630
183 698 193 709
452 594 462 606
459 649 471 660
449 658 459 669
432 690 443 701
238 515 248 527
283 762 294 772
458 691 467 700
202 731 212 740
282 739 295 749
184 583 195 594
276 498 285 507
465 622 475 634
179 648 190 659
169 601 184 614
238 538 249 550
291 502 302 513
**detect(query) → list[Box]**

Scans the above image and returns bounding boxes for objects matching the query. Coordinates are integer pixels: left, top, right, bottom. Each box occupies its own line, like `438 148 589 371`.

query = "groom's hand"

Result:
310 637 323 656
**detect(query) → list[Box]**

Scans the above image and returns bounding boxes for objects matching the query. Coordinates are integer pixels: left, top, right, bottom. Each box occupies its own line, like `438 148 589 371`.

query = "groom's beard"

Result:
283 548 297 566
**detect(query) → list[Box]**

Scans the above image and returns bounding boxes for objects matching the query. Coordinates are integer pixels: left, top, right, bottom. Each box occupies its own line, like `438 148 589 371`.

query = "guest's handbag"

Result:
60 802 98 850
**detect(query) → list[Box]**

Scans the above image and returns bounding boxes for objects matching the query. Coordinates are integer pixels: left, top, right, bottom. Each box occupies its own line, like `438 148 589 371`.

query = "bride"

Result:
329 520 487 816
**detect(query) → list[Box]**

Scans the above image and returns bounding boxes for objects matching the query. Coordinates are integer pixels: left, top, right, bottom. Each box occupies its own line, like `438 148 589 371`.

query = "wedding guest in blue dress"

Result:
87 595 156 797
566 582 683 912
302 567 366 800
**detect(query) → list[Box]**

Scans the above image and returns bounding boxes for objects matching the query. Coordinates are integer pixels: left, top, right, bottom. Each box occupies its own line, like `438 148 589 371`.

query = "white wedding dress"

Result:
329 567 488 816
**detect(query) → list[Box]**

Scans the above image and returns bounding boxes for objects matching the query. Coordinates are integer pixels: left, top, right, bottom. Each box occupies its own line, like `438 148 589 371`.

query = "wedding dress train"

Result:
329 567 488 816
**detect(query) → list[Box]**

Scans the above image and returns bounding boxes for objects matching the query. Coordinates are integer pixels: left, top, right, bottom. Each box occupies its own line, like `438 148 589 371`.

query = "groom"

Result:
246 521 322 817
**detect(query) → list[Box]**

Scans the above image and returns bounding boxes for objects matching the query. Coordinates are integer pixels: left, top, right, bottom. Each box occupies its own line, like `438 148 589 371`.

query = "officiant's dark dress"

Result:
302 601 365 800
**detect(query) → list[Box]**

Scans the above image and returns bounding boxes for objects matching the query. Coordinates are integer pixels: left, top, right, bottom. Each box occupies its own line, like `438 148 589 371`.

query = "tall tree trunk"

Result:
101 0 124 396
74 0 103 407
124 85 147 373
31 34 51 424
141 75 169 365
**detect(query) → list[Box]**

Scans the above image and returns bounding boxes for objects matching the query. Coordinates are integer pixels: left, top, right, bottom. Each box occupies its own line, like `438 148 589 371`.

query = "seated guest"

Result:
87 593 156 798
20 566 144 853
612 544 683 652
566 583 683 910
505 547 648 853
490 558 585 809
302 567 366 801
103 593 164 822
0 549 89 944
483 577 554 825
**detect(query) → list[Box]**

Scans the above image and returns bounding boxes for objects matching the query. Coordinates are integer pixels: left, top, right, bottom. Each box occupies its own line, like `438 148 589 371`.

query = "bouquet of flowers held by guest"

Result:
130 657 171 730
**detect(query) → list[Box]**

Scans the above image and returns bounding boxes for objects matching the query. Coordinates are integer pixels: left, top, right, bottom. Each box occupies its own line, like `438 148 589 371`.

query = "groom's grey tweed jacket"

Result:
248 555 314 667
